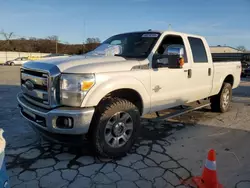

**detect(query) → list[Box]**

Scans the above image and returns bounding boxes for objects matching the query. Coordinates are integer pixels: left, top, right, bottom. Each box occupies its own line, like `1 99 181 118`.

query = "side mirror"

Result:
152 54 168 68
152 54 184 69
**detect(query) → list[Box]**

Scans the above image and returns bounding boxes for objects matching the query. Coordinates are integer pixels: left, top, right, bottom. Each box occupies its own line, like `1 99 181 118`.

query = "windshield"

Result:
87 32 161 58
14 57 21 60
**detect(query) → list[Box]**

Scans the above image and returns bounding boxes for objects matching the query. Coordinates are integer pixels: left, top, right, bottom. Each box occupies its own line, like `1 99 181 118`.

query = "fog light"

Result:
56 117 73 129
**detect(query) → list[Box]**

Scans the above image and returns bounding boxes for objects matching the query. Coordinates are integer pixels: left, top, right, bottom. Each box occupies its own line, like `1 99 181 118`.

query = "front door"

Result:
150 67 191 112
150 34 192 112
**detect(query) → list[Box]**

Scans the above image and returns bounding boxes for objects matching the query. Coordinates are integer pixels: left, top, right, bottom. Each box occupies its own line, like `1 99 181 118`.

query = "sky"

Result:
0 0 250 49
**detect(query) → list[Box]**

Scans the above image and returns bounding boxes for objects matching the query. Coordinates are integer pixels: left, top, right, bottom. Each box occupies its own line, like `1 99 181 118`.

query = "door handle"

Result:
208 68 211 76
184 69 192 78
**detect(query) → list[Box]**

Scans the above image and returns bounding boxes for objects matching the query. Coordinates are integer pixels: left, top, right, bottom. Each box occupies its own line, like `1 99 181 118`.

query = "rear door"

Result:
187 37 213 101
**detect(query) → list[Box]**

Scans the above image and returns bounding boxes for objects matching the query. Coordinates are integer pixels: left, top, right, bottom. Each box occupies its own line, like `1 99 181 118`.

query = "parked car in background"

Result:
241 54 250 77
243 65 250 77
241 61 250 77
5 57 30 66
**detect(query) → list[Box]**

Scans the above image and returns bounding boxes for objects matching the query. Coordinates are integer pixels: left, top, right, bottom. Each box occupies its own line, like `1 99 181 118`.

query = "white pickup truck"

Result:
17 31 241 157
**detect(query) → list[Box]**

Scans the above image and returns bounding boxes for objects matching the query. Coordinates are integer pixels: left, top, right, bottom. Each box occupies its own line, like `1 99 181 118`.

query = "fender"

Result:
81 75 151 115
212 73 234 96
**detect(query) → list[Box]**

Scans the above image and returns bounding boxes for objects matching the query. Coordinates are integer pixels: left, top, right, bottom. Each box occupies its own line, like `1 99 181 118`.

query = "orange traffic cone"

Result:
192 149 223 188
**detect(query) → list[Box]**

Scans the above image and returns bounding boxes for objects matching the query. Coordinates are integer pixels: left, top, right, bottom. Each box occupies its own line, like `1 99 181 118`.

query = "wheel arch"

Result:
81 77 151 115
223 74 234 86
98 88 144 115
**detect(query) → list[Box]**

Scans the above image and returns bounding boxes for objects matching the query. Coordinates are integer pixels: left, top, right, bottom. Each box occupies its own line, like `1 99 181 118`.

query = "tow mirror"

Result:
152 54 183 69
166 46 185 68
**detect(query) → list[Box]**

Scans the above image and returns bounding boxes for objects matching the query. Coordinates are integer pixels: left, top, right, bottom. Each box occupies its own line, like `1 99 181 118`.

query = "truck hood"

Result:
24 55 140 73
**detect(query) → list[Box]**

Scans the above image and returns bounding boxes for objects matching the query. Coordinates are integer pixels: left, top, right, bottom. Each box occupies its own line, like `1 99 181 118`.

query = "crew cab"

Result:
17 31 241 157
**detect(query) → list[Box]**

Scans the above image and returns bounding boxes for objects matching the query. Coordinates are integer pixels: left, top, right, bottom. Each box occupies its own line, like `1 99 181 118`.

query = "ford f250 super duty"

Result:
17 31 241 157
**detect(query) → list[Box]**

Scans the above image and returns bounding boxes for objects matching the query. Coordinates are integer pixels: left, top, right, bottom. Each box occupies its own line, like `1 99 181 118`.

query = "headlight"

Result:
60 74 95 106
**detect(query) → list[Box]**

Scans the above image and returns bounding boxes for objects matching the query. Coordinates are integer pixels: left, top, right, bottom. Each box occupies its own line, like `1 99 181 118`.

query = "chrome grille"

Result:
21 68 50 108
20 67 60 109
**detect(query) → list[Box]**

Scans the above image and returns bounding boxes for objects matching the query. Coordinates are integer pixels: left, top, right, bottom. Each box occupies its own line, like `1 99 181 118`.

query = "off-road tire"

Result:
90 98 141 158
210 83 232 113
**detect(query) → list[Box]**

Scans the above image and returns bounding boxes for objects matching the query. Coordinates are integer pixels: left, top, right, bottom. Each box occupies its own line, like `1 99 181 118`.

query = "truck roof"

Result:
118 30 204 39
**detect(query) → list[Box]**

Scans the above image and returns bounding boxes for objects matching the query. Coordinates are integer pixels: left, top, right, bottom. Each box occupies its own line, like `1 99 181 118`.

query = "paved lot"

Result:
1 66 250 188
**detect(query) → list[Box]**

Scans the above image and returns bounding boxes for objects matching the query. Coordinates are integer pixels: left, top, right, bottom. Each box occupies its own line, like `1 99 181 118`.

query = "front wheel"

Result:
10 62 14 66
90 98 141 158
210 83 232 113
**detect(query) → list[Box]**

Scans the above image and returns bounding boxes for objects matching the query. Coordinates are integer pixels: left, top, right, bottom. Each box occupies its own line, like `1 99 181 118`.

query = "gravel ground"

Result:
0 66 250 188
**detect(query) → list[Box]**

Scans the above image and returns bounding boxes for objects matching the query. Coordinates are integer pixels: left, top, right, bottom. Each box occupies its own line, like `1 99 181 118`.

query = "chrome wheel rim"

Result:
104 111 133 148
222 88 230 109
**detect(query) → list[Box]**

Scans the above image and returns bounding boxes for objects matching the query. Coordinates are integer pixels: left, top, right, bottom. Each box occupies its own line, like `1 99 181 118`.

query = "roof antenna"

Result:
168 24 172 31
148 29 152 31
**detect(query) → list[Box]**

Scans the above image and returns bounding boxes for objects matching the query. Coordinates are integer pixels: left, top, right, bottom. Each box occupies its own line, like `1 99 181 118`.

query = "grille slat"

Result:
21 73 48 89
21 69 45 77
21 85 48 101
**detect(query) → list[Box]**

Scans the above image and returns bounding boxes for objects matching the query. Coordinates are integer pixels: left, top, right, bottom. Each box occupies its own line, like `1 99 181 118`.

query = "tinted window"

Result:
188 37 208 63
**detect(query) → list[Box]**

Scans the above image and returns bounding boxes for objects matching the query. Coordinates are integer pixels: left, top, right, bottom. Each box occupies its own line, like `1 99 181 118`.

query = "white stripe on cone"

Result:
205 159 216 171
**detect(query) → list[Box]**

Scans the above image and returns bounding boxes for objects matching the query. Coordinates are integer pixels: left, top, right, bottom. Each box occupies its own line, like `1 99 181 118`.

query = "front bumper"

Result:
17 93 95 135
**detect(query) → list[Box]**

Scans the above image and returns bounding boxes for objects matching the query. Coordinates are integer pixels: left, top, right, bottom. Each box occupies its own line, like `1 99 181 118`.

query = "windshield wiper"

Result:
115 54 131 57
115 54 146 58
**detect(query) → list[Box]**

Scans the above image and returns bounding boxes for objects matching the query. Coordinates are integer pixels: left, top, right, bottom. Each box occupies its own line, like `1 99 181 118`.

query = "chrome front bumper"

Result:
17 93 95 135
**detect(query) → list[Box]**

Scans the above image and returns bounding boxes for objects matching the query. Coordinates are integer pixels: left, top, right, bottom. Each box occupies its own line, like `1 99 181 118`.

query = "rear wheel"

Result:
210 83 232 113
90 98 141 158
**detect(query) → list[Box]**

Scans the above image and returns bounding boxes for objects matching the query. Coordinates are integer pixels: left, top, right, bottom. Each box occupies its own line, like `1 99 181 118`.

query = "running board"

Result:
146 102 211 122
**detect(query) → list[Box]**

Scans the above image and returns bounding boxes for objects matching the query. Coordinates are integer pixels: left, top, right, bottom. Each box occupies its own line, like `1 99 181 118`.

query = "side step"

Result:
146 102 211 122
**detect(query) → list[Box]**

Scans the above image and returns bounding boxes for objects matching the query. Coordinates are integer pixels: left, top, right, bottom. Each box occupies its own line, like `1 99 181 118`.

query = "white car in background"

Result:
5 57 30 66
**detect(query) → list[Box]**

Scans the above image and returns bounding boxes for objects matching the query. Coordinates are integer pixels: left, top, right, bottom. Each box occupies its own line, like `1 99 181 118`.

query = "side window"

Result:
155 35 188 65
188 37 208 63
110 40 122 45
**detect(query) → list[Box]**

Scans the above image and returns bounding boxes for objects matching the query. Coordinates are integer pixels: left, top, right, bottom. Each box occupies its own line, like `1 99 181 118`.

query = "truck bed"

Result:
211 61 241 96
